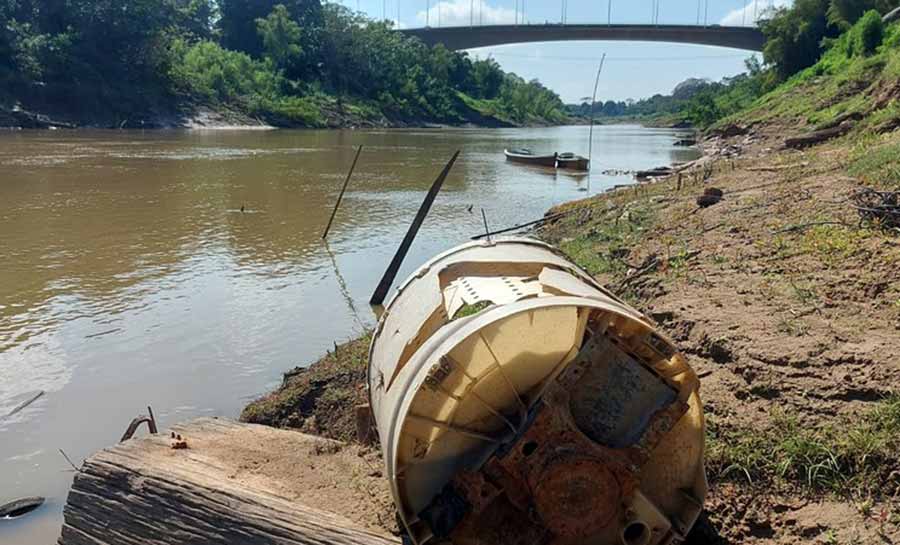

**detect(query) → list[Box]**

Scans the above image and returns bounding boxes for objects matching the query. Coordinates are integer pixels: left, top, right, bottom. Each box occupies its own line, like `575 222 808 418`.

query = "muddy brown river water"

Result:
0 125 698 544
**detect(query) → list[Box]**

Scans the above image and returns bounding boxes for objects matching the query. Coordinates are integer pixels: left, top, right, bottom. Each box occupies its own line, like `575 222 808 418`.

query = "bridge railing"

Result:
389 0 777 30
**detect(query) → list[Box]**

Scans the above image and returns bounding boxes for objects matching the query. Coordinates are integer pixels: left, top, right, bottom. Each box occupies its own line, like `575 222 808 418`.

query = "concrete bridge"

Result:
400 24 766 52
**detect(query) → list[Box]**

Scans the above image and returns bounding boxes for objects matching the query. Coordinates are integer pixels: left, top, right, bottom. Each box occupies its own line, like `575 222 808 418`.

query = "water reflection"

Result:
0 125 697 545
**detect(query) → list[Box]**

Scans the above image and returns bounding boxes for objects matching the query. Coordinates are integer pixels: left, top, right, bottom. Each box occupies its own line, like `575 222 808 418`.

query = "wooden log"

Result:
59 418 399 545
784 122 853 149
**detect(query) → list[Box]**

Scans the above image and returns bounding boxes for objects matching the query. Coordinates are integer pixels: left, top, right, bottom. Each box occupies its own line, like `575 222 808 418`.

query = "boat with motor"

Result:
504 148 558 168
557 152 590 171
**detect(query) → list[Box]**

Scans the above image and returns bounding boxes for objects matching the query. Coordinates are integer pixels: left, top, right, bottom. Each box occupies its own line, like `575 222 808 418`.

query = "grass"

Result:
552 198 657 280
717 21 900 135
801 224 869 265
848 132 900 189
706 395 900 498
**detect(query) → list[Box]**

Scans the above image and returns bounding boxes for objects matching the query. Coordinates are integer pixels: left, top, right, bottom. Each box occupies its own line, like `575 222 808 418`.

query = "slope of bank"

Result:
0 92 538 130
242 125 900 544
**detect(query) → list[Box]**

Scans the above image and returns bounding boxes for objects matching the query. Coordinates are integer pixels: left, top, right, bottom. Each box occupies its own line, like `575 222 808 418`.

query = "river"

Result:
0 125 698 543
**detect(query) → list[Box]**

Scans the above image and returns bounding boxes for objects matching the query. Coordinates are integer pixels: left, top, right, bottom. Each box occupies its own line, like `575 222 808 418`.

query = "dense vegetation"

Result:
571 0 900 129
0 0 567 127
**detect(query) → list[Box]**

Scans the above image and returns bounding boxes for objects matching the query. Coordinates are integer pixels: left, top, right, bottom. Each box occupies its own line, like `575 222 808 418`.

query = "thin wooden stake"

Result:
481 208 491 243
587 53 607 192
322 145 363 240
370 151 460 306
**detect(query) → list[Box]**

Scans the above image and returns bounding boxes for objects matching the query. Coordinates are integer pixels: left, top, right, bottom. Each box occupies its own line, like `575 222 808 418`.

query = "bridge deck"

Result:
400 24 765 52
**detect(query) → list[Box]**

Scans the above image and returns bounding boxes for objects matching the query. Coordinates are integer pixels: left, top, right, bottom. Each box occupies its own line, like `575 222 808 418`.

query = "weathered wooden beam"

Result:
58 418 399 545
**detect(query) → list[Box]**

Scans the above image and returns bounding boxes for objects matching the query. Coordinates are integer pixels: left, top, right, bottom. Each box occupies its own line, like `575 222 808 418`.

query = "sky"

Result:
337 0 793 102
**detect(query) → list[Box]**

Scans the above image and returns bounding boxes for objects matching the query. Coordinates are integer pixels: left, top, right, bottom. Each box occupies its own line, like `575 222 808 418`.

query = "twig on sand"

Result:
746 162 809 172
771 221 849 235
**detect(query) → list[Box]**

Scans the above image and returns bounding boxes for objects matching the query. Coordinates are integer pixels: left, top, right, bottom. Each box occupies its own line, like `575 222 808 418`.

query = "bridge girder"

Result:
400 24 765 52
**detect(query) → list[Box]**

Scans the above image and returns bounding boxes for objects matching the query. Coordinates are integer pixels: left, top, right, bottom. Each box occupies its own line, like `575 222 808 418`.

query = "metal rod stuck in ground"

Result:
322 145 363 240
370 151 460 306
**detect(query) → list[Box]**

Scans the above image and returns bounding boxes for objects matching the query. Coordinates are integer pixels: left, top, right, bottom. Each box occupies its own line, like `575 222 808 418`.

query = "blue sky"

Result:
338 0 792 102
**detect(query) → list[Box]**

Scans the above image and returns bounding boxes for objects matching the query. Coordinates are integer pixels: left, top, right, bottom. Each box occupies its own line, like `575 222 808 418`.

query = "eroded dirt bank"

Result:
243 122 900 544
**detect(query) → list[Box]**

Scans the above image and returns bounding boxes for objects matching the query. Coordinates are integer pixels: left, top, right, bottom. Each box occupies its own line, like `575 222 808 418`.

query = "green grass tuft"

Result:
707 396 900 498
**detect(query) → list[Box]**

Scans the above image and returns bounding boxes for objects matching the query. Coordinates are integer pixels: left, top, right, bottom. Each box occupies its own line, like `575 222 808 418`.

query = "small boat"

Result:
635 166 674 179
504 148 558 168
557 152 590 171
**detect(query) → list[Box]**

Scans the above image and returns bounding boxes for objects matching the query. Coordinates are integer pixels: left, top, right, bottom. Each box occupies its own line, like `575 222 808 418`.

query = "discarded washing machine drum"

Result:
368 238 706 545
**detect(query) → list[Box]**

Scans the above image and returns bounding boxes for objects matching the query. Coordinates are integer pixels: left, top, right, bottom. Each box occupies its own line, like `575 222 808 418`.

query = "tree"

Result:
174 0 217 41
219 0 321 57
257 5 304 72
471 58 503 99
827 0 899 29
685 91 722 127
855 9 884 55
762 0 899 79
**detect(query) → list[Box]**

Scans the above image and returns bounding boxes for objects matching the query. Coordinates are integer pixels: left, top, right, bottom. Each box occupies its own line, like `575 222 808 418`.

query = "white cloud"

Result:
720 0 792 26
415 0 516 27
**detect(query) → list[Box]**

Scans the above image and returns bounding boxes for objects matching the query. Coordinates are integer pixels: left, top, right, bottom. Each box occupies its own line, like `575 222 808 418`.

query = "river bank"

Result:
242 120 900 544
0 96 550 130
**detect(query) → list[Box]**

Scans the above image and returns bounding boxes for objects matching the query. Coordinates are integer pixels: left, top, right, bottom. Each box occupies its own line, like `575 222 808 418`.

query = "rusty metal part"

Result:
119 406 158 442
532 457 621 537
432 331 688 545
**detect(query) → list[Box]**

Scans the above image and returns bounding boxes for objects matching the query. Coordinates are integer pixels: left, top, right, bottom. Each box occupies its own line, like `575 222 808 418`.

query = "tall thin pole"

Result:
704 0 709 25
607 0 612 25
470 0 473 26
426 0 429 26
587 53 607 193
323 146 363 240
370 151 460 306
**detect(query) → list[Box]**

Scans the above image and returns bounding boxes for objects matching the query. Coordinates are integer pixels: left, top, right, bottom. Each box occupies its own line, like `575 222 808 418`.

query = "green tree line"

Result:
573 0 898 128
0 0 566 126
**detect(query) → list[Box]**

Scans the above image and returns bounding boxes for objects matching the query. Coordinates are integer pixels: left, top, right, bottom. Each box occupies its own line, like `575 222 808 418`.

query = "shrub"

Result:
169 39 281 103
856 9 885 55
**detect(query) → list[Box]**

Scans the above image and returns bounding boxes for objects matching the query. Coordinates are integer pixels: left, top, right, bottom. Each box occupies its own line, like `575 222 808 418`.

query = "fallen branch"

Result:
746 162 809 172
771 221 849 235
784 122 854 149
616 250 701 290
852 188 900 230
471 211 570 240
